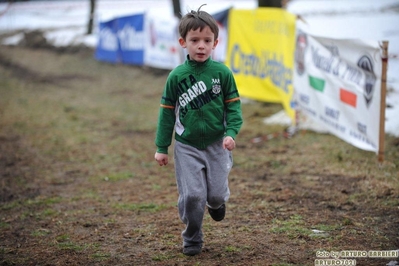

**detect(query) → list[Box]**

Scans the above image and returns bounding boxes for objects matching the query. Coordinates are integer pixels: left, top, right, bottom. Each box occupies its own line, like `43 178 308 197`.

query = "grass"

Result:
0 221 10 230
270 214 312 238
114 202 169 212
102 171 135 182
225 245 242 252
31 228 51 237
90 252 111 260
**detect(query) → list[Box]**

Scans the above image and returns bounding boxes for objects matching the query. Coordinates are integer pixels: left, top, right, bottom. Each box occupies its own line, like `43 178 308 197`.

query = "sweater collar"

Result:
185 55 212 71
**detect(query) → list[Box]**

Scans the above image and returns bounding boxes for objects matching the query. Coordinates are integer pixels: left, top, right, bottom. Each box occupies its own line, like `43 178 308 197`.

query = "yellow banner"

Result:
226 8 296 121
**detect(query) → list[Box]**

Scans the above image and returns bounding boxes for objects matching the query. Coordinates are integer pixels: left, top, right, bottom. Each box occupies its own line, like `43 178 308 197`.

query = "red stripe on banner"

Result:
340 88 357 107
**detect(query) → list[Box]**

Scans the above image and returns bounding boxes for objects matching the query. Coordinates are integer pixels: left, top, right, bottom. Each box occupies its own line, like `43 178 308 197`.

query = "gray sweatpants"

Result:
174 139 233 248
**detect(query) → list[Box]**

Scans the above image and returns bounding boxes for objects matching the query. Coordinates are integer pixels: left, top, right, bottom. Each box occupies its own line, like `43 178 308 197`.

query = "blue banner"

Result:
95 19 119 63
117 14 144 65
95 14 144 66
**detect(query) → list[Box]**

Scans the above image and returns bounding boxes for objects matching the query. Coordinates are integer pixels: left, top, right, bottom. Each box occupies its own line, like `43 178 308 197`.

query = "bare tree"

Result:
258 0 282 8
172 0 182 19
87 0 96 35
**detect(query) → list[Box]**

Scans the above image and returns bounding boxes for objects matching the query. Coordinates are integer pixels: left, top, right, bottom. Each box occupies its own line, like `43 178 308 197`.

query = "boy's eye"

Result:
189 38 213 43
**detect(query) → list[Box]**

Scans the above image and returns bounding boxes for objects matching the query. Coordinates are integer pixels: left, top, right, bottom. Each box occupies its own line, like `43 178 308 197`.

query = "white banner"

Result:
143 12 182 70
294 21 383 153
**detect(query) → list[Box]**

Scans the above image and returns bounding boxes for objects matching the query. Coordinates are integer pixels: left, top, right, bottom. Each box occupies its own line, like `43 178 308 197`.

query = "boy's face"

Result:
179 26 218 62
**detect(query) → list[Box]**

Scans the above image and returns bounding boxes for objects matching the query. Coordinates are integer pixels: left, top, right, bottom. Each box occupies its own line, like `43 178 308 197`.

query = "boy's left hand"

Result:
223 136 236 151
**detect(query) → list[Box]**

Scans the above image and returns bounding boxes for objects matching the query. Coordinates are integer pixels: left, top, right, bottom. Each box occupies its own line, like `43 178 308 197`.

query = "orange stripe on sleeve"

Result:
160 104 175 109
225 97 240 103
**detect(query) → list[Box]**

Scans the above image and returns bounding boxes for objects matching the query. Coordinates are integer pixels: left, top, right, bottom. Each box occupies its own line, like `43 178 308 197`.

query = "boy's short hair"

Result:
178 4 219 41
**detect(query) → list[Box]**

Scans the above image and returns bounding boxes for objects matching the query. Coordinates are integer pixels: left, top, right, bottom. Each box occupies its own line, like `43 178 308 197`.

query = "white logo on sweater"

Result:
178 81 207 107
212 85 221 94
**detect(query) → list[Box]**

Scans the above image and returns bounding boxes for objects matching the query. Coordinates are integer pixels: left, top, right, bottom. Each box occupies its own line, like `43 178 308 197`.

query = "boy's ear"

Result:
212 39 219 49
179 37 186 48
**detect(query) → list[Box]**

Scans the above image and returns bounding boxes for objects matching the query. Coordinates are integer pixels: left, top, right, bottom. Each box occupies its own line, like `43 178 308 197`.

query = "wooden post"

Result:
378 41 389 163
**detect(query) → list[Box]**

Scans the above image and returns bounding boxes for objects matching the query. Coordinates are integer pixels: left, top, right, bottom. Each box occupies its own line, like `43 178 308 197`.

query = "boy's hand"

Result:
223 136 236 151
155 152 168 166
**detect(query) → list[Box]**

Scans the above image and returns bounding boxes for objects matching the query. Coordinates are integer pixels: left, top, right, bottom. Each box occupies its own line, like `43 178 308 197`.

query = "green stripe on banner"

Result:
340 88 357 107
308 75 325 92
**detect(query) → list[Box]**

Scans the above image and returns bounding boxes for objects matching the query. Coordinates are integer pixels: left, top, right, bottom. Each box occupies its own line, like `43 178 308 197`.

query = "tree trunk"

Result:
87 0 96 35
172 0 182 19
258 0 282 8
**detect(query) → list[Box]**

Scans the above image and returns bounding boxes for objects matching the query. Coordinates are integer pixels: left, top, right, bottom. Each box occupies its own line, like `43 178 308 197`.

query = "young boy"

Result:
154 5 243 256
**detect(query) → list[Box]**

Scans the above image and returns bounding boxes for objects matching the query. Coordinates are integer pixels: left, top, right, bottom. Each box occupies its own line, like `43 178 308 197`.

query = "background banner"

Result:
95 19 119 63
143 12 181 69
294 21 382 152
95 14 145 65
211 8 230 63
117 14 144 66
225 8 297 121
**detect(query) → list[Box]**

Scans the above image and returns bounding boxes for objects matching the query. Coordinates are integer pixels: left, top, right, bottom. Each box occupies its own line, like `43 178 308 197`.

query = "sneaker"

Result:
183 245 202 256
208 204 226 221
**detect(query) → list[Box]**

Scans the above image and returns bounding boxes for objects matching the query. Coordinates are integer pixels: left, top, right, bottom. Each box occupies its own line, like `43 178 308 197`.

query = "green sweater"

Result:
155 57 243 154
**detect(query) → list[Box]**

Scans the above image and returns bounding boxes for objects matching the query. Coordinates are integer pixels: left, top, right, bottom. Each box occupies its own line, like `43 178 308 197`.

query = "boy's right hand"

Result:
155 152 168 166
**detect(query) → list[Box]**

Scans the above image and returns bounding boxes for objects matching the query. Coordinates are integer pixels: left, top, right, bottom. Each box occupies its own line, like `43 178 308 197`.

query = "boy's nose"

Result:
198 41 205 49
